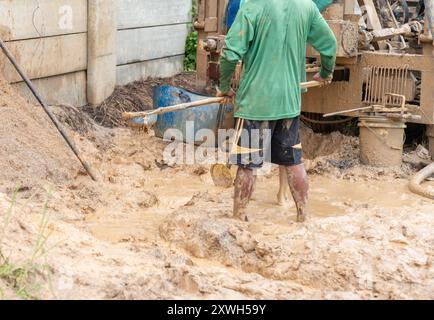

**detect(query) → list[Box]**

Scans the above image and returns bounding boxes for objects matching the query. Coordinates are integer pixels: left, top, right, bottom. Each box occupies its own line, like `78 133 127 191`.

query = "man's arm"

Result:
307 4 337 80
219 7 255 94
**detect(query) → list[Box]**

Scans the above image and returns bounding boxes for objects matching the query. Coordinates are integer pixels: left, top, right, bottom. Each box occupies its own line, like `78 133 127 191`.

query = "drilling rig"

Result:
193 0 434 160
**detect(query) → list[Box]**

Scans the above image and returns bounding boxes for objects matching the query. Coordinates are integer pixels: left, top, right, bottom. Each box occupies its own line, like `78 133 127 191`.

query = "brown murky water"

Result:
85 170 427 243
84 172 199 242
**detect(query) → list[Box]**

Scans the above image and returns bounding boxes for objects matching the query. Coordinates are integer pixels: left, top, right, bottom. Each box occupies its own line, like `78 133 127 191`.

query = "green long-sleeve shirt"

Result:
219 0 337 120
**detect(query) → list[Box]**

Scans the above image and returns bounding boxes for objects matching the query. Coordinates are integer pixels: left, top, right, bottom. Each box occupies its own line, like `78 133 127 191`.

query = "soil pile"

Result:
0 77 79 192
84 72 199 128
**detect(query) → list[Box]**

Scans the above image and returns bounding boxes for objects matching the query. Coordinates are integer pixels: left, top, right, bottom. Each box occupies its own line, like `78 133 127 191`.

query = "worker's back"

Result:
221 0 336 120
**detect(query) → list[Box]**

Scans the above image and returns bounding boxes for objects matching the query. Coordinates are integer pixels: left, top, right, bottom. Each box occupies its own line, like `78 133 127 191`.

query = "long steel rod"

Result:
0 39 99 181
323 106 374 117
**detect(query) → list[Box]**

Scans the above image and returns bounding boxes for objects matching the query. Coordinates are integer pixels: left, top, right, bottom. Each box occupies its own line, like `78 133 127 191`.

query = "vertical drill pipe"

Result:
0 39 99 181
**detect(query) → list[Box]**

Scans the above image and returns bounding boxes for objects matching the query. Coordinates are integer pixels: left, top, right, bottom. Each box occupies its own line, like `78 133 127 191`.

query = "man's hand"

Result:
313 72 332 85
216 87 236 105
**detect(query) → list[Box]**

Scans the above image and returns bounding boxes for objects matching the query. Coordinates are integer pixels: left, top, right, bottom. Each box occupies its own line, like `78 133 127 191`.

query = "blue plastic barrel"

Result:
153 85 234 147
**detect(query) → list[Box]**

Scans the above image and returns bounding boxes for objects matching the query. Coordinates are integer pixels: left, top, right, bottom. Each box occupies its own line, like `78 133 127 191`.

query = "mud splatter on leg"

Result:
286 164 309 222
233 166 256 222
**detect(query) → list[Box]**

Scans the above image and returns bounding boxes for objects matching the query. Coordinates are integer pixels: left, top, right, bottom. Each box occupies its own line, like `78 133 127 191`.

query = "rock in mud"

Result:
138 191 159 208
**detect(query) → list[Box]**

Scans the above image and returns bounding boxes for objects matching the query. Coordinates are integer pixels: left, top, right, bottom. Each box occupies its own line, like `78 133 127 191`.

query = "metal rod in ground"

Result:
0 38 99 182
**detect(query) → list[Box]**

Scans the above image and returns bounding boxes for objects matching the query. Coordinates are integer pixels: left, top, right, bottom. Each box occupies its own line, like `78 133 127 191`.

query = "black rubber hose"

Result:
409 162 434 200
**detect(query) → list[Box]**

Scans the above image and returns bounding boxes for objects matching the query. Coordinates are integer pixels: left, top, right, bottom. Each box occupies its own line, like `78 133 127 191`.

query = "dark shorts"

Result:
230 117 302 169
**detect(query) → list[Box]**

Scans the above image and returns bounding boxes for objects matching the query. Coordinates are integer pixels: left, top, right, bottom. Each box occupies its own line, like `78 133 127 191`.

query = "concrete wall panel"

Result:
117 0 191 29
117 24 188 65
0 1 192 106
13 71 87 107
87 0 117 105
0 33 87 83
116 55 184 85
0 0 87 41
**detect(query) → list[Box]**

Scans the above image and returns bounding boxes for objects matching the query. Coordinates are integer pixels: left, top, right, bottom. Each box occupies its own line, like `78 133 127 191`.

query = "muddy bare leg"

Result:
277 165 293 206
233 167 256 221
286 164 309 222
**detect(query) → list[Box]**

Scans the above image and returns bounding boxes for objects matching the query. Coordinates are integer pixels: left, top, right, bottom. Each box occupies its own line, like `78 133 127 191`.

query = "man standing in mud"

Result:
217 0 337 222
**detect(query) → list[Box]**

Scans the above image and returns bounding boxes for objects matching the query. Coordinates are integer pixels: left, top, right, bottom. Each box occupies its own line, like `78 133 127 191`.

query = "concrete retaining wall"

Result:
115 0 191 86
0 0 192 106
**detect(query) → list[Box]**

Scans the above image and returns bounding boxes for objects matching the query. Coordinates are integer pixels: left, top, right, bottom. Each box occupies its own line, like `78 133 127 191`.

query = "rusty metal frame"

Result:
195 0 434 126
359 50 434 125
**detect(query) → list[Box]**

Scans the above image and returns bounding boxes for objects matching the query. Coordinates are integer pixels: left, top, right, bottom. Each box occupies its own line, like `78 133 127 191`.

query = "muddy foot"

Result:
233 212 249 222
296 211 308 223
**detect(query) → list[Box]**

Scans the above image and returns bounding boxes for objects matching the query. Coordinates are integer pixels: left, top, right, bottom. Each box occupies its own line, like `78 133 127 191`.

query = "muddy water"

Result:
85 167 425 243
248 175 427 239
68 127 434 299
84 172 204 243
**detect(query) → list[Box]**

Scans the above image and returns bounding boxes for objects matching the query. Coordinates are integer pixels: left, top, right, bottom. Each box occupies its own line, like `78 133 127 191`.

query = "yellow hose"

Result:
409 162 434 200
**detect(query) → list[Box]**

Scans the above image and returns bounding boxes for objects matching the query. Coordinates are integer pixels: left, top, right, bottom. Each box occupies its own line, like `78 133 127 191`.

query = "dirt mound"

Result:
160 195 434 299
299 125 418 180
51 104 95 135
300 125 358 160
0 77 79 192
84 72 199 128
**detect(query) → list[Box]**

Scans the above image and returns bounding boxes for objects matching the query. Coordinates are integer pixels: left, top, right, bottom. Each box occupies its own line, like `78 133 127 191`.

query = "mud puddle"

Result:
85 168 425 244
248 175 425 240
84 172 206 243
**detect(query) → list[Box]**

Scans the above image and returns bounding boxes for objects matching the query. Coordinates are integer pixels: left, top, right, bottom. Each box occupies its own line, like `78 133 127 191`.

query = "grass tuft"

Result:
0 186 55 299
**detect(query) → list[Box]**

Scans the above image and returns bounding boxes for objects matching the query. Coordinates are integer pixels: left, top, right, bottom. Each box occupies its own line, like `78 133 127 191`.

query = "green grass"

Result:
0 186 55 300
184 31 198 72
184 0 199 72
0 262 35 299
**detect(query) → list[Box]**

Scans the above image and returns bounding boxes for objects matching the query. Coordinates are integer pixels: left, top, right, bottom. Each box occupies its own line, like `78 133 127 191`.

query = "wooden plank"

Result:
117 24 189 65
0 33 87 83
12 71 87 107
0 0 87 41
217 0 227 34
116 55 184 85
204 0 219 33
361 0 387 49
117 0 191 30
206 0 219 17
